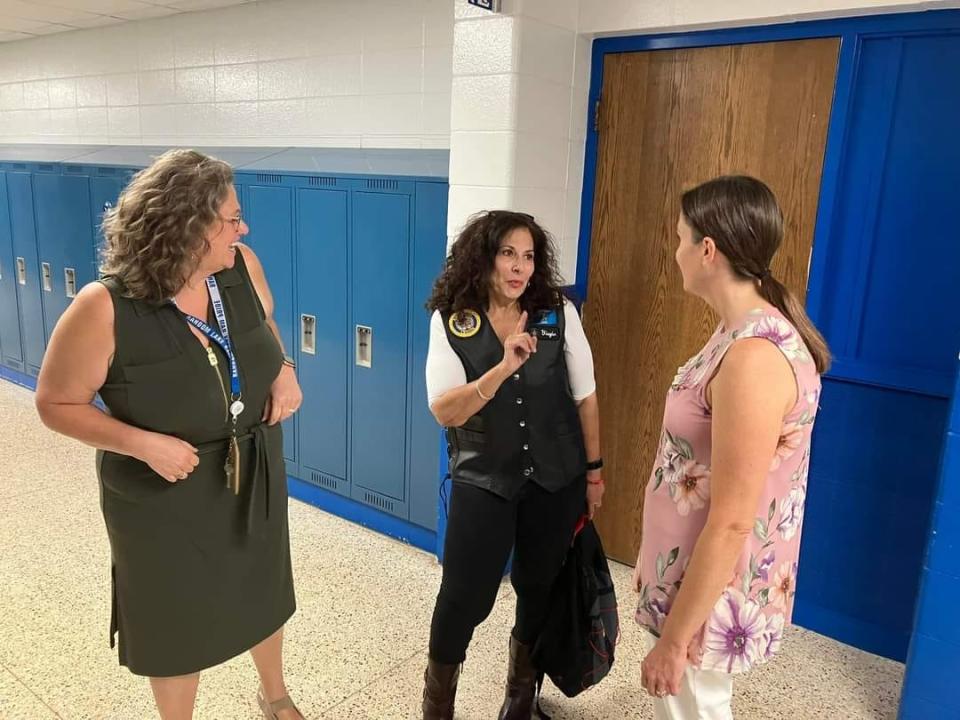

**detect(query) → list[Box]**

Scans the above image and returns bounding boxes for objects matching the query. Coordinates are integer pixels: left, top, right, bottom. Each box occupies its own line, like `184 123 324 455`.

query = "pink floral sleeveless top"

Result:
635 308 821 674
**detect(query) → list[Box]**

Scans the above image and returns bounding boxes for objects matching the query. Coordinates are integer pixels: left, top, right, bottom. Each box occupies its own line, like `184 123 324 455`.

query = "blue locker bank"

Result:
0 144 449 552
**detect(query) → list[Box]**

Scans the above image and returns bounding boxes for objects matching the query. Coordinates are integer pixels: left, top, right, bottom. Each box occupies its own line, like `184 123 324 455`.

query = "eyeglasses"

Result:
221 213 243 231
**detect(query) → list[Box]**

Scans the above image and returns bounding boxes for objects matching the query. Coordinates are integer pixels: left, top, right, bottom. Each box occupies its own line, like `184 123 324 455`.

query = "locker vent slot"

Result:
256 173 282 185
65 165 83 174
37 164 55 172
97 167 118 176
363 491 395 513
366 179 398 191
309 176 337 187
12 163 27 170
309 471 339 491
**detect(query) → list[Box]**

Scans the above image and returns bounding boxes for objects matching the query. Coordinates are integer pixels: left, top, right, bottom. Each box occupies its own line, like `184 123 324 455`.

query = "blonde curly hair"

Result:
100 149 234 304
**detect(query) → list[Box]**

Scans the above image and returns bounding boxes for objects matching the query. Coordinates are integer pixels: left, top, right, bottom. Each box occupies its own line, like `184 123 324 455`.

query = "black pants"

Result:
428 476 587 664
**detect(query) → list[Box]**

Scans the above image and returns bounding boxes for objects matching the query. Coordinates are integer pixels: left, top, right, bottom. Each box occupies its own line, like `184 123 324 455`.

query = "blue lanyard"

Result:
175 276 242 401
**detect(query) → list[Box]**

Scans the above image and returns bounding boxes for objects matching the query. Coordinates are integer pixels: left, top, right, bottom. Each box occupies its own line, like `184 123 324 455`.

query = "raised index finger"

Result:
515 311 528 335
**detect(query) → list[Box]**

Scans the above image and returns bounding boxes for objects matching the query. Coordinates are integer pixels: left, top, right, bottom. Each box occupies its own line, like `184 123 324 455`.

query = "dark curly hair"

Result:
426 210 565 315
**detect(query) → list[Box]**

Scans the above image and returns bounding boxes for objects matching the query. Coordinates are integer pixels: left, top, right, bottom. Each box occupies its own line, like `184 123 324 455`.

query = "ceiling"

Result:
0 0 257 42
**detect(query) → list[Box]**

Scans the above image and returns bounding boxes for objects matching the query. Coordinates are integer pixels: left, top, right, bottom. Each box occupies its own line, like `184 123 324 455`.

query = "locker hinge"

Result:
593 98 601 133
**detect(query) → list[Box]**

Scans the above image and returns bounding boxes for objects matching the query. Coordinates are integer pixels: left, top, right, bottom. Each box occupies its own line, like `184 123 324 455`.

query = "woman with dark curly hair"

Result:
420 210 604 720
35 149 304 720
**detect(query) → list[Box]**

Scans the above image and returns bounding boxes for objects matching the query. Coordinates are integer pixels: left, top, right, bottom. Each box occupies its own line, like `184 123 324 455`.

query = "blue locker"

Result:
245 182 297 466
351 189 411 507
408 182 449 531
0 172 23 370
33 173 93 342
7 172 45 375
296 186 349 491
89 175 126 265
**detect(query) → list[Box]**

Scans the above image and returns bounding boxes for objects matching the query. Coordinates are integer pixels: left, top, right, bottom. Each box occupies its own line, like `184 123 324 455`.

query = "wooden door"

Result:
586 39 839 563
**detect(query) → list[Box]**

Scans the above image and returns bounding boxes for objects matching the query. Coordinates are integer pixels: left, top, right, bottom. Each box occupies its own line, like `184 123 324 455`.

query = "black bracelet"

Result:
586 458 603 471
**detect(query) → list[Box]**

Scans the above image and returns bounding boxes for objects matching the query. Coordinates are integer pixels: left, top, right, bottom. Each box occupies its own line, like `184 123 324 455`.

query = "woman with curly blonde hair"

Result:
36 149 305 720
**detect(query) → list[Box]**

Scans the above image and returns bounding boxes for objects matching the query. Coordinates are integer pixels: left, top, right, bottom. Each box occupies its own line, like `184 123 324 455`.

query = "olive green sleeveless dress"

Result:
96 250 295 677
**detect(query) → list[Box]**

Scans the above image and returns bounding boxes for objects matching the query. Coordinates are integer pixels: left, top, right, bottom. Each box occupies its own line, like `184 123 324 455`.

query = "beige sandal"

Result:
257 685 303 719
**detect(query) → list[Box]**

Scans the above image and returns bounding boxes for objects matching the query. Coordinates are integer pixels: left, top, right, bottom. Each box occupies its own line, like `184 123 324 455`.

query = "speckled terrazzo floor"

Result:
0 379 903 719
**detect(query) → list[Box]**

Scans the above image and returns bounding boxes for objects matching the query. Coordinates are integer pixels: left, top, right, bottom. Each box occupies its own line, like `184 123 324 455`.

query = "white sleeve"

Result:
426 310 467 405
563 298 597 402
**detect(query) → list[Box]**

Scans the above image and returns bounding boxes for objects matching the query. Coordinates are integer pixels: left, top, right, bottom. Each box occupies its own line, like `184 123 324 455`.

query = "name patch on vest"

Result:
449 310 482 338
532 325 560 341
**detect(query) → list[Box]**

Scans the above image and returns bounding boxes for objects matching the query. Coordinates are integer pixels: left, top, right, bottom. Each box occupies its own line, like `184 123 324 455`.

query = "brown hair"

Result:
100 149 234 304
426 210 565 315
681 175 831 373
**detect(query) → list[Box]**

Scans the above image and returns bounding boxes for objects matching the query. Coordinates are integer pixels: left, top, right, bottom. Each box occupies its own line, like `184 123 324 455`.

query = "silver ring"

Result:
656 689 666 698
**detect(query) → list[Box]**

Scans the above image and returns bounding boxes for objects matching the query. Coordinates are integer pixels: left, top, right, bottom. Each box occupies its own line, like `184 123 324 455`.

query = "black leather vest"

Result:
442 305 586 499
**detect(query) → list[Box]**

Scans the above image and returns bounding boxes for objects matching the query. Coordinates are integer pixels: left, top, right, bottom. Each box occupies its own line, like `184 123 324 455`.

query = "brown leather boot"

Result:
497 635 538 720
422 657 460 720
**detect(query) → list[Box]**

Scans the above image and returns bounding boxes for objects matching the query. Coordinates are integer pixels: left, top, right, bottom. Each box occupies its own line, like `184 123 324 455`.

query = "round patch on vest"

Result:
449 310 481 338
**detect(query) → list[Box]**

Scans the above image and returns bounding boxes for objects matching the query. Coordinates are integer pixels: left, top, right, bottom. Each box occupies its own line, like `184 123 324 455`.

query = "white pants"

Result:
652 664 734 720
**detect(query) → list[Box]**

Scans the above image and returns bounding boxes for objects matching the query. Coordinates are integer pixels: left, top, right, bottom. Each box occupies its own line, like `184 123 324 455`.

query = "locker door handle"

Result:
301 314 316 355
16 257 26 285
64 267 77 298
356 325 372 368
41 262 52 292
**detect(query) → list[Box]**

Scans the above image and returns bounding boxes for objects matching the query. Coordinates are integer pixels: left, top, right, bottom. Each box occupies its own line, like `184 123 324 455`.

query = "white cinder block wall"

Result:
0 0 454 149
1 0 956 283
448 0 587 283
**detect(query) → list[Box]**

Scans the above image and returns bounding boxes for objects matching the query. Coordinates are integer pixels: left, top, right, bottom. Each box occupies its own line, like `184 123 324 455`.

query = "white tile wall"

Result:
214 64 257 103
108 106 140 137
515 74 572 138
0 83 23 110
452 16 519 76
0 0 455 147
23 80 49 109
514 0 580 31
423 45 454 93
449 131 517 187
105 73 140 107
48 78 78 109
514 130 569 189
76 76 107 107
516 18 576 86
448 6 584 282
450 74 517 132
77 106 108 136
304 55 362 97
363 48 424 96
579 0 947 33
422 92 453 137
